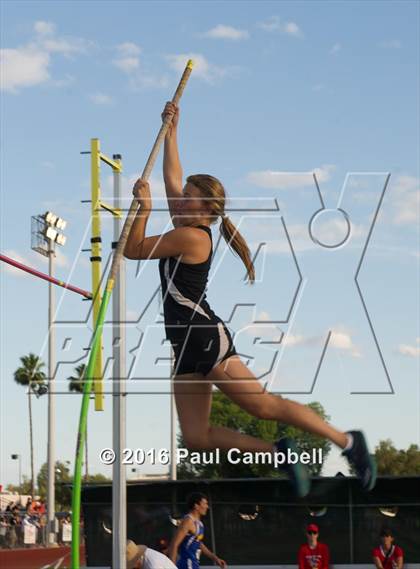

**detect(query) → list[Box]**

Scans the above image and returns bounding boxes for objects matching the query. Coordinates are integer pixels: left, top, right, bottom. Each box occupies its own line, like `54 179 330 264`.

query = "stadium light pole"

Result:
32 211 67 546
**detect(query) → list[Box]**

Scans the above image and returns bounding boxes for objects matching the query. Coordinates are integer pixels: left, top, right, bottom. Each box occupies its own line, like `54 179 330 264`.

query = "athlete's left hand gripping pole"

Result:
71 60 194 569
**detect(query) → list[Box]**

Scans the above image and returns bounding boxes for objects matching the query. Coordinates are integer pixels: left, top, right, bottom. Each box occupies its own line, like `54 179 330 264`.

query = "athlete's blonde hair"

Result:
186 174 255 285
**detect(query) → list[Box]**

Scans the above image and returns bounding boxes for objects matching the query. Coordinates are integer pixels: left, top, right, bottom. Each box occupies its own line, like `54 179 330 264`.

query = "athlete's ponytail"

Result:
187 174 256 285
219 214 255 285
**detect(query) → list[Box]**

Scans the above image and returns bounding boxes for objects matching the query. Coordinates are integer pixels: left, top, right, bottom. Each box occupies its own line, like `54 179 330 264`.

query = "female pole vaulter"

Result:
124 102 376 497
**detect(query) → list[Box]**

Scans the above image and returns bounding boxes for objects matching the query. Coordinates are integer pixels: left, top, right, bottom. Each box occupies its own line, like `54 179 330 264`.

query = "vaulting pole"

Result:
0 253 92 299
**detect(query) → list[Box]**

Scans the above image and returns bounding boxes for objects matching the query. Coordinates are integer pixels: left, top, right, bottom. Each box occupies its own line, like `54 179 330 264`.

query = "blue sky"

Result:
1 0 419 488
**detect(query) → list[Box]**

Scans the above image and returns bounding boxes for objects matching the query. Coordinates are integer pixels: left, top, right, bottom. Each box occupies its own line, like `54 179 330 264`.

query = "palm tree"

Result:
68 364 86 394
13 353 47 497
68 364 89 480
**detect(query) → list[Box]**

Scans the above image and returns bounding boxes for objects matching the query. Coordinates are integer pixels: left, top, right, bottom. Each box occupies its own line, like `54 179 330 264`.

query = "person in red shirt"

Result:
298 523 330 569
372 528 404 569
37 500 46 516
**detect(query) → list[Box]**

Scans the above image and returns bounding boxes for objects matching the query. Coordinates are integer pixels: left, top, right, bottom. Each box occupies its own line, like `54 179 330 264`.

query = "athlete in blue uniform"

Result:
168 493 225 569
124 102 377 498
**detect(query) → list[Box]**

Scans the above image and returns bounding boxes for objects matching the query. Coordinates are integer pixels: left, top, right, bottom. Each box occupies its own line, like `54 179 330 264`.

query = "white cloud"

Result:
247 214 365 255
40 37 89 56
280 330 358 351
312 83 325 92
310 214 364 244
241 311 361 358
283 334 326 348
1 21 91 92
0 48 50 92
243 317 361 357
112 43 169 89
89 92 114 105
34 21 55 36
165 53 229 84
398 338 420 358
113 42 141 73
394 192 419 225
202 24 249 41
246 165 335 189
244 323 282 341
283 333 306 346
33 19 91 56
391 174 418 193
248 230 306 254
54 249 70 268
257 16 303 38
1 251 33 277
243 311 282 340
31 247 69 269
378 40 402 49
284 22 303 37
330 43 341 55
330 331 352 350
391 175 419 227
117 42 141 56
330 330 361 358
1 248 69 277
113 57 139 73
148 175 167 198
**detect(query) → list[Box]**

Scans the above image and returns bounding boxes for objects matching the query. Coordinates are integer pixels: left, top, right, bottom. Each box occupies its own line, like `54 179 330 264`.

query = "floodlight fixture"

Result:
45 211 58 225
56 234 67 246
56 218 67 230
45 227 58 241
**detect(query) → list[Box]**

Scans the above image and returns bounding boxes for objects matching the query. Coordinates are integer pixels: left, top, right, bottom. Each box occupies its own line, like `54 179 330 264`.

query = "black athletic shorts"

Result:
166 320 237 376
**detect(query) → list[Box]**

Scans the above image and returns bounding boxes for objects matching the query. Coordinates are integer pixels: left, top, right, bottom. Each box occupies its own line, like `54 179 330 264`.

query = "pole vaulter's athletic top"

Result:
0 253 92 299
71 60 194 568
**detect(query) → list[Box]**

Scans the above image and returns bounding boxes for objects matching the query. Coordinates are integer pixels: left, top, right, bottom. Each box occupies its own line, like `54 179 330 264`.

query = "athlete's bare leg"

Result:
173 356 347 452
207 355 347 449
173 373 274 452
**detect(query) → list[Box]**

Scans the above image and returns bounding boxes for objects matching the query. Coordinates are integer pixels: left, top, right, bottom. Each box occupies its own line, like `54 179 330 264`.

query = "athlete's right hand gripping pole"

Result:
109 59 194 289
70 59 193 569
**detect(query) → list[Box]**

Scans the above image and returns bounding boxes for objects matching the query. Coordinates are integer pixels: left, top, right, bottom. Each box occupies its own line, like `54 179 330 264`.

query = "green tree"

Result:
6 475 33 496
177 393 331 479
37 461 72 510
375 439 420 475
277 401 332 476
85 473 112 483
36 462 111 510
67 364 89 480
13 353 47 497
68 364 86 394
